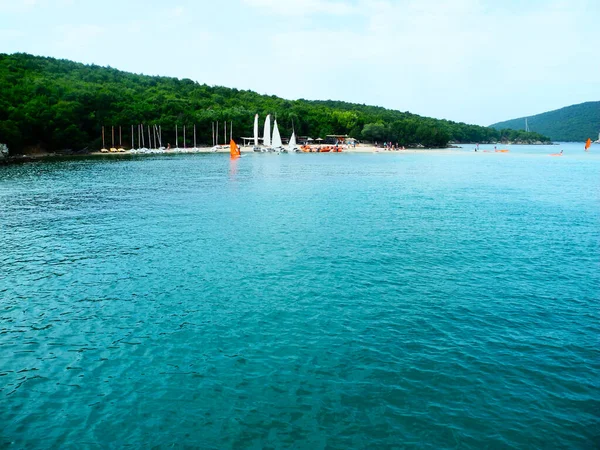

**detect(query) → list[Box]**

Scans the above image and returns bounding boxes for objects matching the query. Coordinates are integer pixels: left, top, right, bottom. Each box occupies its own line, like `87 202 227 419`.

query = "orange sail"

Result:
585 138 591 151
230 139 240 159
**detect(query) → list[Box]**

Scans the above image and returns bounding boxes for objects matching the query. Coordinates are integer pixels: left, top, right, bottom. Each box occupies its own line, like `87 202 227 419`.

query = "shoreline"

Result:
0 142 560 165
0 145 456 164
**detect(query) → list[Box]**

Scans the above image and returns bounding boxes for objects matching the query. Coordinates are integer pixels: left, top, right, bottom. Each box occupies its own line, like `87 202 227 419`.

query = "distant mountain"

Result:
490 101 600 142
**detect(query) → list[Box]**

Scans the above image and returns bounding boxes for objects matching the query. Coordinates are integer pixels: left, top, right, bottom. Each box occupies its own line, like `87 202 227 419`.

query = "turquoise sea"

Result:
1 143 599 448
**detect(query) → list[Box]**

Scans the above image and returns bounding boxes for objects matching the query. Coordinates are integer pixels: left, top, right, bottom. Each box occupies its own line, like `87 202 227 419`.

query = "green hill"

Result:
490 101 600 142
0 53 549 155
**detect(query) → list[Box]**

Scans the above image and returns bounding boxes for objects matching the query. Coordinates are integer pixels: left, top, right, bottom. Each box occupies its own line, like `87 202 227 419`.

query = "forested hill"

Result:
490 101 600 142
0 53 549 154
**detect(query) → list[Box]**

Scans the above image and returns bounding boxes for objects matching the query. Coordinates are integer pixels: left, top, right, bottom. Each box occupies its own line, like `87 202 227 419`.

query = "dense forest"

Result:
490 101 600 142
0 53 550 155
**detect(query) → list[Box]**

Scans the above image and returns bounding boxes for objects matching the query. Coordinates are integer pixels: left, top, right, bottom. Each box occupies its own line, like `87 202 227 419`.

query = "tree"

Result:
362 123 387 142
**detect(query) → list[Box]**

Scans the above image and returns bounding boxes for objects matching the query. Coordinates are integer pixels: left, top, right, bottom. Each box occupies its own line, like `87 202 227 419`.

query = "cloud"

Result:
171 6 185 17
0 29 26 39
252 0 599 124
2 0 597 125
242 0 358 16
53 24 106 51
0 0 37 13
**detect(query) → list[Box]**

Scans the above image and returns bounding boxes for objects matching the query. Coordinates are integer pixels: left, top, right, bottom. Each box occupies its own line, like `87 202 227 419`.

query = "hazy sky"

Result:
1 0 598 125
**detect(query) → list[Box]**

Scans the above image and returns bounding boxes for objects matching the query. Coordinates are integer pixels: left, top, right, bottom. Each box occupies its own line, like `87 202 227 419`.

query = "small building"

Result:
241 137 260 146
326 135 357 145
298 137 313 145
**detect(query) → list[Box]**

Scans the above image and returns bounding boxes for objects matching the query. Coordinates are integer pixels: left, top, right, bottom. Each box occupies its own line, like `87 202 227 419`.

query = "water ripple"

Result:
1 151 599 448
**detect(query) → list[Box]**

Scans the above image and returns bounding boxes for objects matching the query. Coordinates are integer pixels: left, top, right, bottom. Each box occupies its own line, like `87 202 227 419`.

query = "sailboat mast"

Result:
194 124 196 149
176 124 178 148
147 125 151 149
140 124 144 148
230 121 232 141
224 121 227 145
102 126 105 148
119 126 122 147
212 122 215 146
183 125 186 149
254 114 259 147
111 126 114 147
131 125 134 149
216 122 219 146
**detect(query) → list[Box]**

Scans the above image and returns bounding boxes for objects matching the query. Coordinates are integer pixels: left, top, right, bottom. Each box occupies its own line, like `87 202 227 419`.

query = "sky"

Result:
1 0 598 126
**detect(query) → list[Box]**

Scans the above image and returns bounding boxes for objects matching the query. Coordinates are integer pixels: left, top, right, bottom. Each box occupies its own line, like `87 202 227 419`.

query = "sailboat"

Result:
252 114 261 151
287 131 298 153
594 130 600 144
263 114 272 151
230 139 241 159
584 138 591 151
272 119 283 151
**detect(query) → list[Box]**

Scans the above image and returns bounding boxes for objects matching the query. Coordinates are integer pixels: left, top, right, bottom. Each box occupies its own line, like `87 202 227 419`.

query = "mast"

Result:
102 126 105 148
159 125 162 148
212 122 215 146
194 124 196 148
216 122 219 146
119 126 122 147
147 125 151 149
253 114 259 147
224 121 227 145
111 126 114 147
176 124 178 148
131 125 134 149
230 121 232 141
183 125 186 149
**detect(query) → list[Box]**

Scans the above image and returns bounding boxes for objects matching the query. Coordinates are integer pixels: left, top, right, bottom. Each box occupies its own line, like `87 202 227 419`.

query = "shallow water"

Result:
1 143 599 448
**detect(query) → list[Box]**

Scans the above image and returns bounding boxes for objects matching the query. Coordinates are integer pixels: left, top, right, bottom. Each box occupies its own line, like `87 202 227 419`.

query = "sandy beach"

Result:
90 143 459 156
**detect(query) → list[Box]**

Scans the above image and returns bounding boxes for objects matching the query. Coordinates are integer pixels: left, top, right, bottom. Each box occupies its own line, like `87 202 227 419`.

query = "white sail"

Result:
272 119 282 148
253 114 259 147
263 115 271 147
288 132 297 151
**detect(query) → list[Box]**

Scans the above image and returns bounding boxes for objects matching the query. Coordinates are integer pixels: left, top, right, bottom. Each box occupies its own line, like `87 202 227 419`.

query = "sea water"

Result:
1 143 598 448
